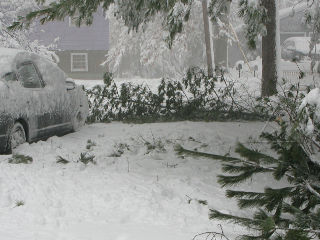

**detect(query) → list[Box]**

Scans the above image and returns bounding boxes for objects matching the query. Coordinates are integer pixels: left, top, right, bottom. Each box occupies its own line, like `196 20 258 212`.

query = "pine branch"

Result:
235 143 278 164
8 0 108 30
209 209 262 229
304 181 320 201
174 144 240 162
222 163 272 174
176 144 320 201
275 227 320 235
226 190 265 199
218 167 270 187
237 198 267 209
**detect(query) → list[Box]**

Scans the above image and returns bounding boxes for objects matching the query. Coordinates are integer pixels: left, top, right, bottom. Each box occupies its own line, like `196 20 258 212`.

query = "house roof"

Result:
31 10 109 51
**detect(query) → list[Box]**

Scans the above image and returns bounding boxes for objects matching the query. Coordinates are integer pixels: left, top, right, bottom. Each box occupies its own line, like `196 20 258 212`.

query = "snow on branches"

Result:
0 0 54 59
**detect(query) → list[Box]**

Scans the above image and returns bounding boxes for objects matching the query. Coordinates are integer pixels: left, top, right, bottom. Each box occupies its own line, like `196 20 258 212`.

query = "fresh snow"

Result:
299 88 320 136
279 2 308 20
0 121 282 240
300 88 320 110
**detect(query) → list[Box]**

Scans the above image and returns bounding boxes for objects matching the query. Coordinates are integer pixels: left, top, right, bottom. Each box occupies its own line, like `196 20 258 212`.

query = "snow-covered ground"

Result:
0 121 281 240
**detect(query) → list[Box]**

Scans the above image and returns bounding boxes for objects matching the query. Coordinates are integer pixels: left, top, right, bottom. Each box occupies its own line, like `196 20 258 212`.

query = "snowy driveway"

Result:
0 121 277 240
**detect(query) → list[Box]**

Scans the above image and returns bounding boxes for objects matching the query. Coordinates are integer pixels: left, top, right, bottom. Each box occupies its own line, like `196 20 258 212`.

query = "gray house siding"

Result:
31 9 109 80
57 50 108 80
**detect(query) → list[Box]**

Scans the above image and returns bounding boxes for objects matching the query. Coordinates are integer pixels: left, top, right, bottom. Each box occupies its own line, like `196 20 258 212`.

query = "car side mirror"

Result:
66 78 76 91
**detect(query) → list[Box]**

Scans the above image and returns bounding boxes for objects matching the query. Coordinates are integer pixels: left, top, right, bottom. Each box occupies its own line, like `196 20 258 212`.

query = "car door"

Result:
16 61 67 140
34 58 74 134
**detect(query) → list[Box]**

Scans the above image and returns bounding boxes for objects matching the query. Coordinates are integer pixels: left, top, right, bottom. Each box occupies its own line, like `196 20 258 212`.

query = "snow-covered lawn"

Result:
0 121 281 240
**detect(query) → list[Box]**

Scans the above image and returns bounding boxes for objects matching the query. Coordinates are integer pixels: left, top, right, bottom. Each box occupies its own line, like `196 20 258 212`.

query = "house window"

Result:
71 53 88 72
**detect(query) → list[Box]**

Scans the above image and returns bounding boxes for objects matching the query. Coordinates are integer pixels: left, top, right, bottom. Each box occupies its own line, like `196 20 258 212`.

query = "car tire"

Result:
72 110 85 132
8 122 26 152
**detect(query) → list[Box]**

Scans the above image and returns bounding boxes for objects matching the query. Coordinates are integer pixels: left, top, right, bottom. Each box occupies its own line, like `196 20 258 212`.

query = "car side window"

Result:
3 72 18 82
17 62 44 88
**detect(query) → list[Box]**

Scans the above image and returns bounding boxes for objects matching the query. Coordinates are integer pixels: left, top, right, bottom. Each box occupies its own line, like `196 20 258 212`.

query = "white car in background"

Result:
0 48 89 154
281 37 320 61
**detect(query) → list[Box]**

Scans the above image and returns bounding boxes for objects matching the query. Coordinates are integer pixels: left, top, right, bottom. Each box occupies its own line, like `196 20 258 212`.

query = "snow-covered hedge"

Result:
85 68 267 123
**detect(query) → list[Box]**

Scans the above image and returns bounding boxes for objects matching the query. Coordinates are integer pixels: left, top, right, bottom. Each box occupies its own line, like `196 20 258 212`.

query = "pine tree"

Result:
176 87 320 239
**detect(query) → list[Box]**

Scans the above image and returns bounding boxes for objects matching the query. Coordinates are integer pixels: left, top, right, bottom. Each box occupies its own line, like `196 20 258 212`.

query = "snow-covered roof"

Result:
279 2 308 20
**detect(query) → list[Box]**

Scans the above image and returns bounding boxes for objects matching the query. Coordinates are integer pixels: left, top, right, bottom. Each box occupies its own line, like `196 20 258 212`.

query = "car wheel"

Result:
72 110 85 131
8 122 26 152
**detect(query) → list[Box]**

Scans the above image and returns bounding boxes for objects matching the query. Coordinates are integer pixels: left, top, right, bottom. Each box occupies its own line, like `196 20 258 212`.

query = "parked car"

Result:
281 37 320 61
0 48 89 154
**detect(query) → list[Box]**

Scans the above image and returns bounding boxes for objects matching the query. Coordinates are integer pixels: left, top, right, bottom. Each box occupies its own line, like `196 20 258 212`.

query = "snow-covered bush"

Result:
86 68 267 123
79 152 96 165
8 154 33 164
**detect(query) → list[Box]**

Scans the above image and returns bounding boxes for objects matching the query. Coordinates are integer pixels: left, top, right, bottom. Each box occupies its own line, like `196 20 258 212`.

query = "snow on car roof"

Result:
0 48 25 77
0 48 67 88
0 48 24 56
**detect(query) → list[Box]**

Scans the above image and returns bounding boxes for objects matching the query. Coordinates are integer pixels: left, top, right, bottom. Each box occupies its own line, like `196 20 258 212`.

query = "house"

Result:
31 10 109 80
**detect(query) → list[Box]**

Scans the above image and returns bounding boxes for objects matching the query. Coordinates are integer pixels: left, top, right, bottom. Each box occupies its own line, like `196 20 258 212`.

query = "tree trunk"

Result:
213 1 231 73
261 0 278 97
202 0 213 78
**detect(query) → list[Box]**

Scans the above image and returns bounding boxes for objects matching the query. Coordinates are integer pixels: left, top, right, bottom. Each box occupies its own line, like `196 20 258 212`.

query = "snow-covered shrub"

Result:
86 68 267 123
14 200 25 207
8 154 33 164
79 152 95 165
109 143 130 158
86 139 97 151
138 136 166 155
56 156 70 164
